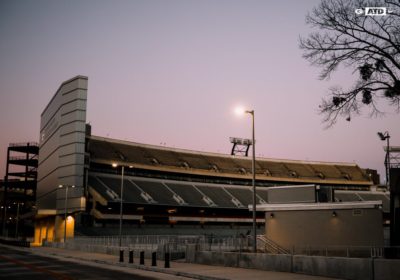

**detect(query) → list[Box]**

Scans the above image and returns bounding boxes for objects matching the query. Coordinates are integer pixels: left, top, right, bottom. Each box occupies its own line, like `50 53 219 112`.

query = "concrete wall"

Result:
193 251 400 280
41 242 400 280
292 255 372 280
374 259 400 280
37 76 87 212
265 208 383 249
267 185 315 203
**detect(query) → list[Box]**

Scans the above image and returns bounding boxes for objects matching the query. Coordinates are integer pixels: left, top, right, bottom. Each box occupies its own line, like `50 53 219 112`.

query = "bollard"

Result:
164 252 170 268
129 249 134 263
119 249 124 262
151 252 157 266
140 251 145 265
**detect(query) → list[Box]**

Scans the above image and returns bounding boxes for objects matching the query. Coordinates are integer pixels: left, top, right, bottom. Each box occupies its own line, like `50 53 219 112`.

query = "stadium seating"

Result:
88 136 372 186
89 173 271 210
335 190 389 213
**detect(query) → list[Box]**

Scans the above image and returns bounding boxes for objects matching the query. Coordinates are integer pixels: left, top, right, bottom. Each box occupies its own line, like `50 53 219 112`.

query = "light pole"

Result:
235 107 257 253
377 131 397 246
377 131 390 188
15 202 23 238
112 163 125 261
59 184 75 243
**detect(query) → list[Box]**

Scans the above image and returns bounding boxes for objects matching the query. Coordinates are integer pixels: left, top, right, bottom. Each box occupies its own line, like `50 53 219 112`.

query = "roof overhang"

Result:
34 209 57 218
250 201 382 212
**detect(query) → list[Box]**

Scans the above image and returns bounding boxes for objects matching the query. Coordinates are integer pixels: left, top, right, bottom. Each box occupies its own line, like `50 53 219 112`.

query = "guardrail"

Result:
0 237 30 247
9 142 39 147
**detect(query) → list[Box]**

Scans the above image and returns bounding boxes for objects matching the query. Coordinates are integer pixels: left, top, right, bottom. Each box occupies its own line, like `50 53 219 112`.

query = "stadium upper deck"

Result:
88 135 373 188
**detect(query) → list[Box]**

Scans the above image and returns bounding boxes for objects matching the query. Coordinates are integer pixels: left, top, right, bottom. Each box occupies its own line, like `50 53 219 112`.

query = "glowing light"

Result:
234 106 246 116
112 163 118 168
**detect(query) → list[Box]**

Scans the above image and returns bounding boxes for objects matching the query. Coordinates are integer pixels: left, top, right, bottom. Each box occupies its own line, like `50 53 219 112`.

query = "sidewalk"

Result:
20 246 343 280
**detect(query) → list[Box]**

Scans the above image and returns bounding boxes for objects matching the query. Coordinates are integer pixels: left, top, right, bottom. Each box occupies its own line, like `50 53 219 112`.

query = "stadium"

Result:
29 75 392 247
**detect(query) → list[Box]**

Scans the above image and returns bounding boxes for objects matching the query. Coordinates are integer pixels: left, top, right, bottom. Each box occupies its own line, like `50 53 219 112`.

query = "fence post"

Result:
152 252 157 266
119 249 124 262
164 252 170 268
140 251 145 265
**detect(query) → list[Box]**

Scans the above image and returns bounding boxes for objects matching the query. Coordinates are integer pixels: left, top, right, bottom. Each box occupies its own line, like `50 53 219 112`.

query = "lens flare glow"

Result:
234 106 246 116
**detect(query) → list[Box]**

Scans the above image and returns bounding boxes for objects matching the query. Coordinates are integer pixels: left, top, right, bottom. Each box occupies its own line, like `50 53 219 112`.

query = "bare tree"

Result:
300 0 400 126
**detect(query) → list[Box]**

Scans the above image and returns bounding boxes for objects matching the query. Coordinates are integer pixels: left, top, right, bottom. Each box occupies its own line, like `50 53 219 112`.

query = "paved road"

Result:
0 246 183 280
1 244 345 280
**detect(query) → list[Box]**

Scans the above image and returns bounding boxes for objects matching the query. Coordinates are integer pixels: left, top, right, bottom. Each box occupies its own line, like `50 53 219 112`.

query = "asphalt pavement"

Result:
0 244 343 280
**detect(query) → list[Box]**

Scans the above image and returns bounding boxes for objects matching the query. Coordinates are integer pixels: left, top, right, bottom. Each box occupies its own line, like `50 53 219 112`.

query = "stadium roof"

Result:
254 200 382 211
87 135 373 186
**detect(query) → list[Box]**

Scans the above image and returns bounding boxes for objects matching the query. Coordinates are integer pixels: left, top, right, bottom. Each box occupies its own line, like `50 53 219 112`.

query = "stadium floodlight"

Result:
58 184 75 243
234 107 257 253
377 131 391 188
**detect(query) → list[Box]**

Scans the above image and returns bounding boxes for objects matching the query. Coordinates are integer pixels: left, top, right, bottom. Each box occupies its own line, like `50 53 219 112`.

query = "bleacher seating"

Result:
310 164 343 179
224 187 253 206
284 162 316 178
256 160 289 177
195 185 240 208
335 191 362 202
88 136 373 186
335 190 389 213
88 172 275 210
165 182 208 207
256 188 269 203
132 179 177 206
88 176 117 201
357 193 390 212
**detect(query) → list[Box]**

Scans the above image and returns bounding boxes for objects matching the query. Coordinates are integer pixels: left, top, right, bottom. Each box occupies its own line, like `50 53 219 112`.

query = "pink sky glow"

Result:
0 0 399 182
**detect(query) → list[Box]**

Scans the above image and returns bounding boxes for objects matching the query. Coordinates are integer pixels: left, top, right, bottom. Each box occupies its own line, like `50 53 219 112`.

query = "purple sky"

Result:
0 0 399 182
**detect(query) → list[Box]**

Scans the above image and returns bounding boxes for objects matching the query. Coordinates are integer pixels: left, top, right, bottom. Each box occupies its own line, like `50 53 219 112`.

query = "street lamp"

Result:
235 107 257 253
112 163 125 262
59 184 75 243
377 131 390 188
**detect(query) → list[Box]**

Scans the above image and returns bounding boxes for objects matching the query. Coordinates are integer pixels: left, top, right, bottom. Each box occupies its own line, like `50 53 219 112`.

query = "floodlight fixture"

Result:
377 132 390 141
377 131 391 188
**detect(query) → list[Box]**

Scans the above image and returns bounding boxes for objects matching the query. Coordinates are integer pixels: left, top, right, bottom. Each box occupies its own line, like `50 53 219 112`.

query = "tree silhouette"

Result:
300 0 400 126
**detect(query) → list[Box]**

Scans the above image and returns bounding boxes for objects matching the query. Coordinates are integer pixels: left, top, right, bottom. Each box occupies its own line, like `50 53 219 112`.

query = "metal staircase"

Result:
257 235 290 254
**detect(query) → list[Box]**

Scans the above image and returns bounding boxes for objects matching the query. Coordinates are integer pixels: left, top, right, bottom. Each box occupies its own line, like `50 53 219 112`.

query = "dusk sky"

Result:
0 0 399 182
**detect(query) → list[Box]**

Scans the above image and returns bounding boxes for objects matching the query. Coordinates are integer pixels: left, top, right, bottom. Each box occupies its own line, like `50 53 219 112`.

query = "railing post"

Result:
140 251 145 265
129 249 134 263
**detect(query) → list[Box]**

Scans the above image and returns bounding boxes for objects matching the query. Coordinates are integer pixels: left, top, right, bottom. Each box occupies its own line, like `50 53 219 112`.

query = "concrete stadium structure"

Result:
33 76 386 249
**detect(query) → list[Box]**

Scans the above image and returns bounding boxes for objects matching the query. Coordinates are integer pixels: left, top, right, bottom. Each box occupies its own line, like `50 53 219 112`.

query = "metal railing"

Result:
9 142 39 147
67 235 393 259
71 235 203 258
257 235 290 254
290 245 385 258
